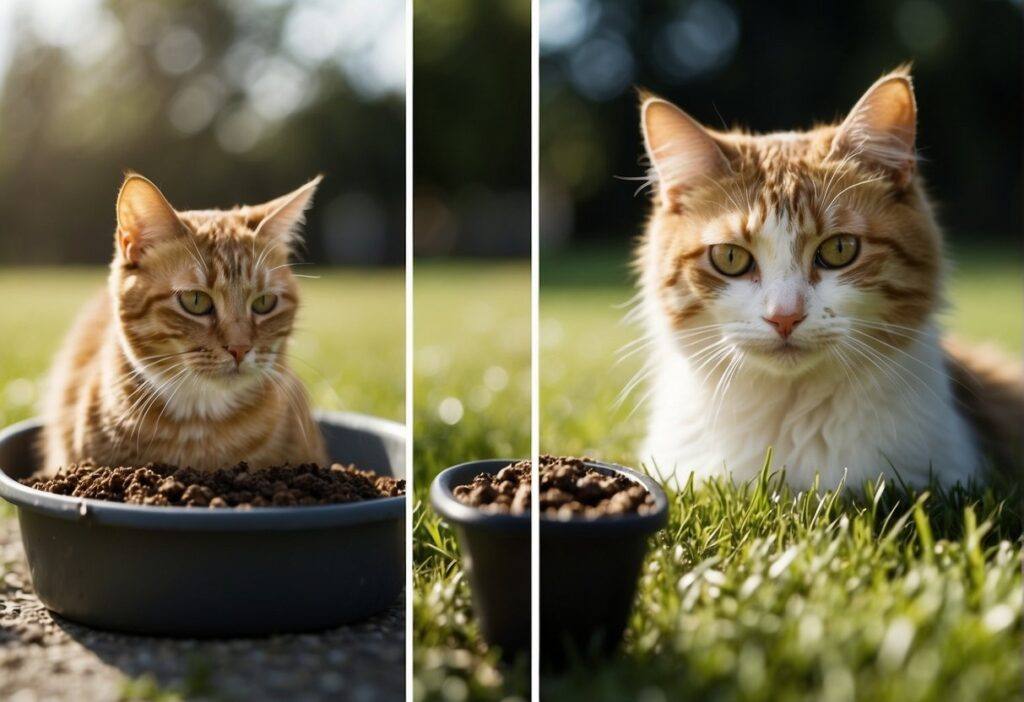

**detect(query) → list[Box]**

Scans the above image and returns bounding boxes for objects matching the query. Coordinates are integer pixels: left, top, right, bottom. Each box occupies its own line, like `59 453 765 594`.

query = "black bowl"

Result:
0 410 406 637
541 461 667 665
430 459 530 657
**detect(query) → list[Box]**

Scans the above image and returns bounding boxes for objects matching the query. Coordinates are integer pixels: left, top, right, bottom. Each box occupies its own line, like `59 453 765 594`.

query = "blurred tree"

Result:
540 0 1022 250
414 0 530 257
0 0 405 265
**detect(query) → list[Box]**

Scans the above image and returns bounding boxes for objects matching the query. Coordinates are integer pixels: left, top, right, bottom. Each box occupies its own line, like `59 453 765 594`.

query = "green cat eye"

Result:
178 290 213 315
252 293 278 314
709 244 754 277
815 234 860 269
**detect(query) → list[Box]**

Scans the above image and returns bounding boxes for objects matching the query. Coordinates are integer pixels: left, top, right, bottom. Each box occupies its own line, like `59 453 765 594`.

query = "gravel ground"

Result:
0 518 405 702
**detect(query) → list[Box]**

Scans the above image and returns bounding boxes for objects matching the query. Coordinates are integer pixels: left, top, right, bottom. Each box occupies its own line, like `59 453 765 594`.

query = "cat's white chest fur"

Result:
640 326 981 488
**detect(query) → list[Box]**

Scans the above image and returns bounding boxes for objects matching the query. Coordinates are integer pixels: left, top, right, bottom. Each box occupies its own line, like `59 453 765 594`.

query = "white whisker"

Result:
824 174 887 214
145 369 194 451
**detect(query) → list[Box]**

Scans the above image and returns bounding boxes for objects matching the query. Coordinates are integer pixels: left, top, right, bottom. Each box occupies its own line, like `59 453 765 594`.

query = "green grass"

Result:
413 261 531 702
543 469 1022 702
539 244 1023 701
0 267 404 425
118 657 214 701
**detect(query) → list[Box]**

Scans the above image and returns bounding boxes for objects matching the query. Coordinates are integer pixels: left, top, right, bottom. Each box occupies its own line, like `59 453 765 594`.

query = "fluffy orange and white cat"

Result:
635 69 1022 488
41 174 326 473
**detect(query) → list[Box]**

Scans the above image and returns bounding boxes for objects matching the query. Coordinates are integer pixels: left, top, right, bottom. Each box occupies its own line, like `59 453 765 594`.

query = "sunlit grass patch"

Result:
0 267 405 426
542 466 1022 702
413 261 530 702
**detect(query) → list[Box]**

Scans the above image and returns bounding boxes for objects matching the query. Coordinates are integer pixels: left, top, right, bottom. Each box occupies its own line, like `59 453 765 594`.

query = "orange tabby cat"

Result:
635 68 1022 487
41 174 327 473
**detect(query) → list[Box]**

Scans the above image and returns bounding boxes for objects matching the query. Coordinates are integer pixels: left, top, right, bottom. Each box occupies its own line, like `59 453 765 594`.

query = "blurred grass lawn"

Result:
540 244 1022 702
0 267 405 427
413 261 530 702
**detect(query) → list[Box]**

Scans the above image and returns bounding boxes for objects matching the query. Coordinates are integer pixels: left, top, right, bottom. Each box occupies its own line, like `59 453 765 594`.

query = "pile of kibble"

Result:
451 455 656 519
24 462 405 508
539 455 656 519
452 460 531 514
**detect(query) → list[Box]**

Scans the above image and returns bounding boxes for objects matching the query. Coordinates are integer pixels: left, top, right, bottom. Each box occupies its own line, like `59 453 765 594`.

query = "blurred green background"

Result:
540 0 1021 253
0 268 405 428
413 0 530 258
413 0 531 699
413 262 530 702
0 0 404 265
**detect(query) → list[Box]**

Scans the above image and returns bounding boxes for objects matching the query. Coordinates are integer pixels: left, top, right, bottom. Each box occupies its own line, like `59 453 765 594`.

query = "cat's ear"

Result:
641 96 730 206
253 175 322 249
116 174 186 266
831 69 917 188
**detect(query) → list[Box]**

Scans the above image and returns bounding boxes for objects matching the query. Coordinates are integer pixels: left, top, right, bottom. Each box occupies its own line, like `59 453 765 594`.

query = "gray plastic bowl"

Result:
430 459 530 657
0 411 406 637
541 461 667 665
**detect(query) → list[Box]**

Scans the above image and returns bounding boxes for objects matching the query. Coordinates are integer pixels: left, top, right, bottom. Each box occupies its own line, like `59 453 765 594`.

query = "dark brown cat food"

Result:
539 455 656 519
23 462 405 508
452 460 531 514
452 455 656 519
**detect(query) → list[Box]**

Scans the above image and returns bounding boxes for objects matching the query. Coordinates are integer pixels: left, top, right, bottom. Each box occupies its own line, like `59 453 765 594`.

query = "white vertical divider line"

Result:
404 0 414 698
530 0 540 698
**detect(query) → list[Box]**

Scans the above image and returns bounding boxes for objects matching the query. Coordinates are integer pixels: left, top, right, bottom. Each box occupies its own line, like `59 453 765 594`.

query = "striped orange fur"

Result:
40 174 327 473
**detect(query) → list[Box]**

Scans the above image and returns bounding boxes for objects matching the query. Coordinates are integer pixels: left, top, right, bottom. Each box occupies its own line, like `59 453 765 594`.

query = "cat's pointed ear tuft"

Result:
641 97 730 207
253 175 322 249
634 85 656 104
116 174 185 266
831 70 917 187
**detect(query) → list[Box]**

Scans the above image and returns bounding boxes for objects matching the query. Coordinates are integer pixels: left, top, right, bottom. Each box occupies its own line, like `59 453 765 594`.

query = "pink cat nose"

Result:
762 311 807 339
224 344 251 363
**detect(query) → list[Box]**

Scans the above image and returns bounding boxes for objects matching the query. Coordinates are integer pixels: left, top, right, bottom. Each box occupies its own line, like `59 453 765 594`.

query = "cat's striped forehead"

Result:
171 208 290 286
178 208 262 242
713 129 837 223
678 128 892 247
